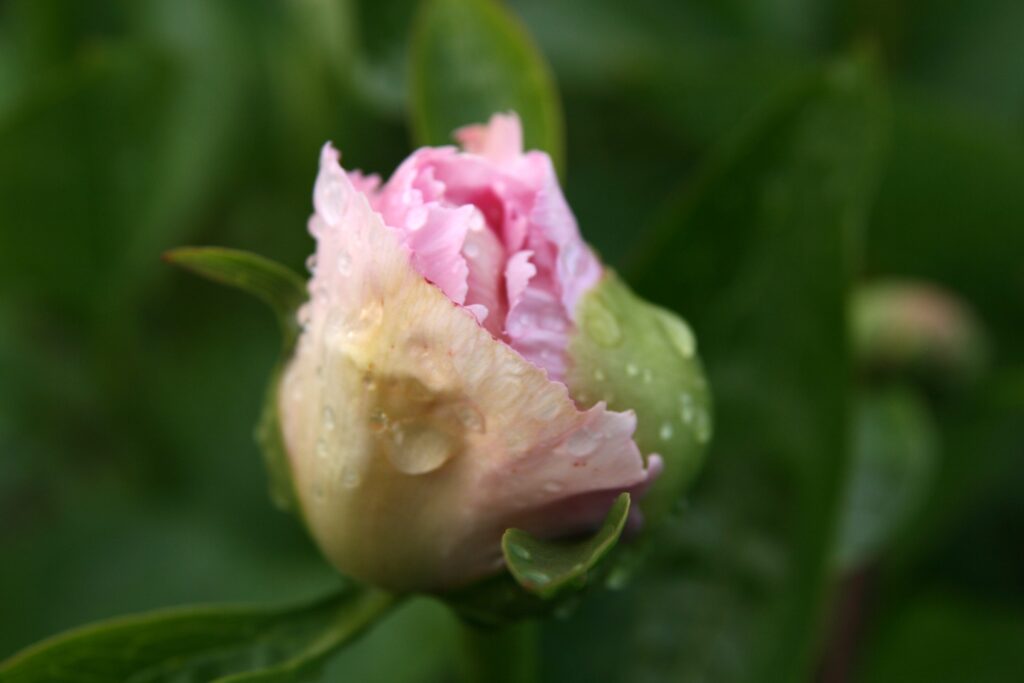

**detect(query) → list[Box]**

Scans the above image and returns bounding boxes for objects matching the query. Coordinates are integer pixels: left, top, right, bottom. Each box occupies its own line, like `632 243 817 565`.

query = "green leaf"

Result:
0 587 396 683
834 388 937 571
164 247 307 513
502 493 630 600
410 0 564 173
567 271 712 524
163 247 307 350
859 594 1024 683
618 53 887 683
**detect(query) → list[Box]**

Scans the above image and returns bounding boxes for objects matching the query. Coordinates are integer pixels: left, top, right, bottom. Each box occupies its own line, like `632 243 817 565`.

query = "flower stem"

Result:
459 620 539 683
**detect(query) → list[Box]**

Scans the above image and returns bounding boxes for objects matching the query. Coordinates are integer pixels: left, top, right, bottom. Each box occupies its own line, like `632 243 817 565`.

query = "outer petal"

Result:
280 145 656 591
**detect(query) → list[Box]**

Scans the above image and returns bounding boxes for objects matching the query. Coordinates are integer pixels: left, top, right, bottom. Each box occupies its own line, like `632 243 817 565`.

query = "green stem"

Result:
459 620 539 683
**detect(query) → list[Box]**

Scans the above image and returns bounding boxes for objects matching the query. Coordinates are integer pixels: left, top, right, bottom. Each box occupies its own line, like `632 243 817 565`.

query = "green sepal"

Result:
0 585 396 683
567 271 712 524
444 494 632 625
503 492 630 599
165 247 307 512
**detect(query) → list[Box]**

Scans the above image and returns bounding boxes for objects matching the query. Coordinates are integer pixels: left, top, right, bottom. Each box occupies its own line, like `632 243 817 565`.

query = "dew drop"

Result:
454 403 486 434
315 438 329 460
341 465 361 489
679 392 695 424
463 241 481 259
605 565 631 590
583 300 623 348
544 481 564 493
537 399 561 422
659 422 674 441
659 313 696 358
322 406 336 431
385 423 458 475
520 569 550 586
336 250 351 275
593 368 606 382
626 362 639 377
346 300 383 338
564 428 599 456
695 409 712 444
368 411 388 433
507 543 532 561
305 254 318 274
642 368 653 383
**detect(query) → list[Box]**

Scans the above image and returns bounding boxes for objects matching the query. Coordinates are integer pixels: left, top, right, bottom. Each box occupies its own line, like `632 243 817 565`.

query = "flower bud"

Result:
278 114 709 592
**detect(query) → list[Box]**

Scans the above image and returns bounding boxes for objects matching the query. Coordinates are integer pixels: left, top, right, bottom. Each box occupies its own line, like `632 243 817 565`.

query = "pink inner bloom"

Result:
348 113 602 382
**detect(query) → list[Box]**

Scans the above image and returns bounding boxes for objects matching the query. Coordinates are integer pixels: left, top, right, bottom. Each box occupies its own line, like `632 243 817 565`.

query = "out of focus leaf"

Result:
0 587 396 683
604 53 886 683
503 493 630 599
164 247 307 513
410 0 563 172
859 594 1024 683
834 388 937 571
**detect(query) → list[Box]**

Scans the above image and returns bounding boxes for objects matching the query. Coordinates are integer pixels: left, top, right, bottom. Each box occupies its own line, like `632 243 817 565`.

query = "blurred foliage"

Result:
1 0 1022 681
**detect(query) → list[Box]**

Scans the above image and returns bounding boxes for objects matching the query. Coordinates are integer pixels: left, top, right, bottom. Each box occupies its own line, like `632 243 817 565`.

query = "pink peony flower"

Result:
279 113 664 591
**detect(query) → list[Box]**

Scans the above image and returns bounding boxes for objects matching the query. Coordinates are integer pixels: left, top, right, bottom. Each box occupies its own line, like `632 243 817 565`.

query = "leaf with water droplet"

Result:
501 493 631 599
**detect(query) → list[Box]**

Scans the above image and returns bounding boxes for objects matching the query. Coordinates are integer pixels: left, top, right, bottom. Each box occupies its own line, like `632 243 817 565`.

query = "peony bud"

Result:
279 113 709 592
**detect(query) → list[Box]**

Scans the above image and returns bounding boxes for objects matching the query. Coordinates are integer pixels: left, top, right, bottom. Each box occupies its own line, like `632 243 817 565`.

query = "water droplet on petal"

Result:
322 406 336 431
385 423 458 475
369 411 388 433
336 250 351 275
454 403 486 433
315 438 329 460
544 481 564 493
564 427 599 456
346 300 383 338
341 465 361 489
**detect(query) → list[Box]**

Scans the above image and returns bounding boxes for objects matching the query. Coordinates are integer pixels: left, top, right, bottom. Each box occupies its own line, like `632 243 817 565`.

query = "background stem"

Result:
459 620 539 683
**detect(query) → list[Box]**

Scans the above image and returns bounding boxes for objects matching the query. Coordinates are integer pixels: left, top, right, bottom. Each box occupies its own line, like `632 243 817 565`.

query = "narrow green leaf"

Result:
0 587 396 683
163 247 307 351
834 388 937 571
164 246 307 512
502 493 630 599
619 53 887 683
410 0 564 173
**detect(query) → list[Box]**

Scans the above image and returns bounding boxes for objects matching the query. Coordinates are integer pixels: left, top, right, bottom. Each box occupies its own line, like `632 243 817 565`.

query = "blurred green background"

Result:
1 1 1022 681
